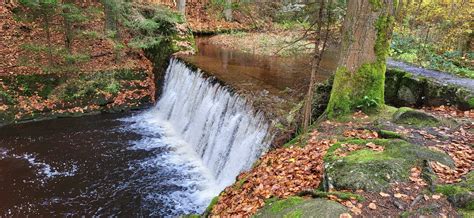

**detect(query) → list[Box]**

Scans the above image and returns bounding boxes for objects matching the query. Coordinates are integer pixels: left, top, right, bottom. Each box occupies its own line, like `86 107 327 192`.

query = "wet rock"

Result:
397 85 417 105
254 197 348 218
393 107 440 127
324 139 454 192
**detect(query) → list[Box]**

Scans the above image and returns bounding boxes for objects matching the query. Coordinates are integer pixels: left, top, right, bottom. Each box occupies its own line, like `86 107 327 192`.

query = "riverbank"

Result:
0 3 194 126
208 106 474 217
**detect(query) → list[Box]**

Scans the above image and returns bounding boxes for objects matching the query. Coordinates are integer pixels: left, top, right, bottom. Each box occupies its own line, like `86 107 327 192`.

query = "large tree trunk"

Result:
224 0 232 22
325 0 395 118
177 0 186 15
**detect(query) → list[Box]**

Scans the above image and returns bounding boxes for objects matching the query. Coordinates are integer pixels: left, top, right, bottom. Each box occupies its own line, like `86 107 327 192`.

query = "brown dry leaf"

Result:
340 213 352 218
432 195 441 200
379 192 390 197
368 202 377 210
211 135 334 216
394 193 408 199
350 206 362 215
366 142 384 152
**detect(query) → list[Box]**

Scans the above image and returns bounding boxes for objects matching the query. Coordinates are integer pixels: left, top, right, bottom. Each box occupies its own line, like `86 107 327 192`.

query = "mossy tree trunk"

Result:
326 0 395 118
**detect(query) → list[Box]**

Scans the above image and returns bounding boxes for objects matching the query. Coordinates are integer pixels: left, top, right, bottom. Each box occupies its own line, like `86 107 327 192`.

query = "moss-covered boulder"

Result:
324 139 454 192
436 172 474 210
254 197 349 218
392 107 440 127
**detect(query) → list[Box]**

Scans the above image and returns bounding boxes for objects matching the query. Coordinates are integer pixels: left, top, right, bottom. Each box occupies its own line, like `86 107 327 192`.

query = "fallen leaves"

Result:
334 142 384 157
379 192 390 197
394 193 409 199
409 167 427 186
343 129 379 139
0 104 8 111
423 105 474 119
368 202 377 210
431 140 473 184
211 131 333 216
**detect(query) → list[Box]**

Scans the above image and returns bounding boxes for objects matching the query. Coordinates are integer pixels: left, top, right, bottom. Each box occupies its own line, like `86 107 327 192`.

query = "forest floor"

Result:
0 4 152 76
0 4 154 125
210 106 474 217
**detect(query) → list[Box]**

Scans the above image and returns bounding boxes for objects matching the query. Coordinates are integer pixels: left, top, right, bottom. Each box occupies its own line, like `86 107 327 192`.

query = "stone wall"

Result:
312 68 474 121
385 68 473 110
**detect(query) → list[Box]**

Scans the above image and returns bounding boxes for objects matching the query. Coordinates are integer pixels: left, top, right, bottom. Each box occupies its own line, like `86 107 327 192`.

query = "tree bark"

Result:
177 0 186 15
224 0 233 22
63 0 74 53
43 11 54 67
302 0 327 131
325 0 395 118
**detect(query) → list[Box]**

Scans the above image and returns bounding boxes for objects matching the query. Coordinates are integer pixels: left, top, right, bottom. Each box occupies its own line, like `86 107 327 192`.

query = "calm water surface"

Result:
0 113 210 216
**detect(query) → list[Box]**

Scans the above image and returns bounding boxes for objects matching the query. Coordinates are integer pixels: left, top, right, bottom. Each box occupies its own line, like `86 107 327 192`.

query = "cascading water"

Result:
159 59 270 182
0 58 271 216
126 58 271 212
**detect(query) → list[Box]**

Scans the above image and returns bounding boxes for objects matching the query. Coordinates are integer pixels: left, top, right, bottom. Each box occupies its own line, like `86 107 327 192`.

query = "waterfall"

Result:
153 58 271 190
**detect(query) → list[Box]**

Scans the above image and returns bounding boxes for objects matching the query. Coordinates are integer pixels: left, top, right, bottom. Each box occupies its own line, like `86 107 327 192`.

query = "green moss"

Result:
434 172 474 210
7 74 60 98
375 15 394 62
378 130 402 139
326 67 351 117
105 81 120 94
256 198 349 218
458 208 474 217
308 190 365 202
326 62 386 118
468 97 474 109
268 197 304 213
0 90 15 105
324 139 454 191
205 196 219 214
344 149 394 163
181 215 201 218
114 69 147 81
393 107 445 127
436 185 470 197
283 209 302 218
369 0 383 10
235 174 250 190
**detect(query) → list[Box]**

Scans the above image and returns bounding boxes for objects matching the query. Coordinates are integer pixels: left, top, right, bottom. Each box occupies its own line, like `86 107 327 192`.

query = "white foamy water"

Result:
123 59 271 213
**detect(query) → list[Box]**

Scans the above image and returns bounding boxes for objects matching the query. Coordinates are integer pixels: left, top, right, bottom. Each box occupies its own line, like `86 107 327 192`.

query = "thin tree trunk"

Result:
396 0 403 22
177 0 186 15
224 0 233 22
302 0 326 131
44 12 54 67
63 0 74 53
326 0 395 118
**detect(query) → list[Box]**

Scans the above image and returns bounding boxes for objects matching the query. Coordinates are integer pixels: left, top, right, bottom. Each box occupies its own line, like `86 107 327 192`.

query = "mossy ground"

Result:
254 197 348 218
435 172 474 212
0 69 152 125
324 138 453 191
